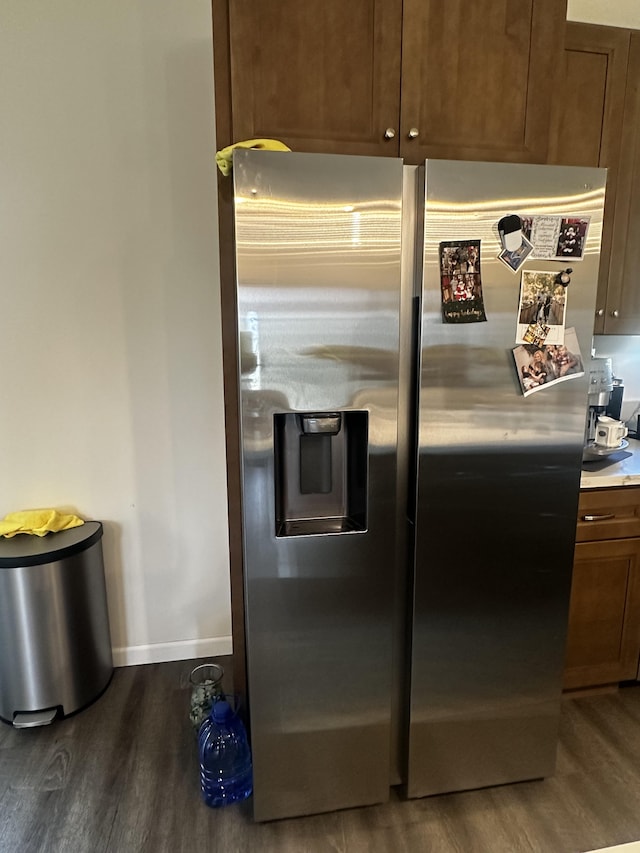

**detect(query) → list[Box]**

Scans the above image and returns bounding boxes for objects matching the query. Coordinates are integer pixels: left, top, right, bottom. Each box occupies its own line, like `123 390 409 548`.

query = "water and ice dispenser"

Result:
273 411 368 537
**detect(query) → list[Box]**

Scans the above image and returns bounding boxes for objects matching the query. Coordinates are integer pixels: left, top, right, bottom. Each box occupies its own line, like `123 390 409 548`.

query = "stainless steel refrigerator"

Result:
232 149 605 821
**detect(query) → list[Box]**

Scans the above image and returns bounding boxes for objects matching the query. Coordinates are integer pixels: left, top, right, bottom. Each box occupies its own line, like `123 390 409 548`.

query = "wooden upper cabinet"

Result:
399 0 568 164
605 31 640 334
217 0 403 156
213 0 568 164
548 23 630 335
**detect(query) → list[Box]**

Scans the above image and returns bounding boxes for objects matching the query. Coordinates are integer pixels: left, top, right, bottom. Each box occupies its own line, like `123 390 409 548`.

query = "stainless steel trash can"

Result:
0 521 113 727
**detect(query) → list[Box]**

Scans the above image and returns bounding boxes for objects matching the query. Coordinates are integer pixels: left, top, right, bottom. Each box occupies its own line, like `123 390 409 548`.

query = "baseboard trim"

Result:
112 635 233 667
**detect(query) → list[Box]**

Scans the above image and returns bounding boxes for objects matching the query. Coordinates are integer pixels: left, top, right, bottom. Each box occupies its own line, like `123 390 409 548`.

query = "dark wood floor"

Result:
2 659 640 853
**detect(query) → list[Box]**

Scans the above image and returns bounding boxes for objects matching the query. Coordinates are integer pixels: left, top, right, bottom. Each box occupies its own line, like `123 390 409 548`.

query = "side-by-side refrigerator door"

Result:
407 159 606 798
233 150 403 821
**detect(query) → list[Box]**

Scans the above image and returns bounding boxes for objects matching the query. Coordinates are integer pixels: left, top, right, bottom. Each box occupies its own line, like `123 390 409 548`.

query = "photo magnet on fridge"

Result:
498 234 533 273
515 270 567 346
439 240 487 324
522 322 550 346
497 214 534 273
498 214 523 252
556 219 589 259
520 215 590 261
513 327 584 397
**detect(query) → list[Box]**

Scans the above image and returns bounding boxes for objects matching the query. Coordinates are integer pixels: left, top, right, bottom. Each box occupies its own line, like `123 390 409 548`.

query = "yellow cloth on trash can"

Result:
0 509 85 538
215 138 291 177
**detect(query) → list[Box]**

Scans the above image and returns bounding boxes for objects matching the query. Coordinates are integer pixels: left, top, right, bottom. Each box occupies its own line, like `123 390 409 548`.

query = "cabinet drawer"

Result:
576 488 640 542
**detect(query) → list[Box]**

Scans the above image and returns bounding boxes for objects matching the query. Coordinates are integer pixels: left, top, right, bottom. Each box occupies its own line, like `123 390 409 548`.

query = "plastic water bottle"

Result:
198 699 253 807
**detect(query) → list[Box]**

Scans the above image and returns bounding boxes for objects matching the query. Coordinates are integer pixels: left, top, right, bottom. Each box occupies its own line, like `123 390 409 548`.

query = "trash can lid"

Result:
0 521 103 568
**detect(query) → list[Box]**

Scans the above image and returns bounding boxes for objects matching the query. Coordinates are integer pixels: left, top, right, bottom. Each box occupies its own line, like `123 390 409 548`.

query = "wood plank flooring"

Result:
2 658 640 852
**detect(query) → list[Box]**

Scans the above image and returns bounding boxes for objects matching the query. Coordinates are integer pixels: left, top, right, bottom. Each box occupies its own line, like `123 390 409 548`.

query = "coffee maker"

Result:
585 357 614 445
607 377 625 421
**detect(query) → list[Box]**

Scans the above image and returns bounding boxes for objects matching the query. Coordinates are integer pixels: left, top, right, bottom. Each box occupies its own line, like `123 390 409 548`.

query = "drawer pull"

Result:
582 514 615 522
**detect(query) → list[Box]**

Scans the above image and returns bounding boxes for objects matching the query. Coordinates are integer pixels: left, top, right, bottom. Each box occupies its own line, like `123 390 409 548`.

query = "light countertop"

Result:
580 437 640 490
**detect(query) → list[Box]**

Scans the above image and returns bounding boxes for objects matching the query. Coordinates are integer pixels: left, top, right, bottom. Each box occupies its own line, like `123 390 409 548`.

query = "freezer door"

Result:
234 150 403 820
407 160 606 797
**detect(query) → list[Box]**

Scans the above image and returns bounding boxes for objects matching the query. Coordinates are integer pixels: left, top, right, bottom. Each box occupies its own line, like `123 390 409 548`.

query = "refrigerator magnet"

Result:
498 235 533 273
498 214 523 251
521 322 550 346
555 267 573 287
439 240 487 324
512 327 585 397
522 215 590 261
556 221 588 260
515 270 567 346
497 214 533 273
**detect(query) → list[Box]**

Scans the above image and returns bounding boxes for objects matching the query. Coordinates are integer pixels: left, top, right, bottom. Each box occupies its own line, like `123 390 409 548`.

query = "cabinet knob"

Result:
596 309 604 317
383 128 396 140
408 127 420 139
611 309 619 318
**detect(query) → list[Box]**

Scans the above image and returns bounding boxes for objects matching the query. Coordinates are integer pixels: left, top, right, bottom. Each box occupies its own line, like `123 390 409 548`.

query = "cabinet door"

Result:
547 24 630 335
564 537 640 690
605 32 640 334
219 0 403 156
399 0 567 164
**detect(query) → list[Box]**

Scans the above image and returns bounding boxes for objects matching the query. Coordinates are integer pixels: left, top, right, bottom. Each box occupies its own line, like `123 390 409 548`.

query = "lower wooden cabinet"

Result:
564 536 640 689
564 487 640 691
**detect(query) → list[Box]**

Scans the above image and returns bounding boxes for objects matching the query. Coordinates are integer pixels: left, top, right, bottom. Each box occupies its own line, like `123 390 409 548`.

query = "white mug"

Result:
595 416 628 448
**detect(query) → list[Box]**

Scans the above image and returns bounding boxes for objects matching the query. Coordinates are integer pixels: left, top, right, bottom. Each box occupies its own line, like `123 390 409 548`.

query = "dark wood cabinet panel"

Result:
605 31 640 334
213 0 566 164
548 23 630 335
564 536 640 690
218 0 402 156
399 0 567 164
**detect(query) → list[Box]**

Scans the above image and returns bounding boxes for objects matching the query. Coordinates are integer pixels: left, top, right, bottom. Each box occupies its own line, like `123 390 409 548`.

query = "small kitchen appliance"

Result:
606 377 625 421
585 357 614 446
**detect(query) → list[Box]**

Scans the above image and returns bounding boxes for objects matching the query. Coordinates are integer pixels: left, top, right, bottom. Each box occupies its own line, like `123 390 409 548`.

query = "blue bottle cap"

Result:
212 700 233 723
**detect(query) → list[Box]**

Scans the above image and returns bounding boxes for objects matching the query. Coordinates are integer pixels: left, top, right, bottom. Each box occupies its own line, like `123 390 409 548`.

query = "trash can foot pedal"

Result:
13 709 58 728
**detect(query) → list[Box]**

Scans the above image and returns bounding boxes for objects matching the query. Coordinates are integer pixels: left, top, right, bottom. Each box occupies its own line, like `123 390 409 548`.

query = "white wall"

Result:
0 0 232 665
568 0 640 28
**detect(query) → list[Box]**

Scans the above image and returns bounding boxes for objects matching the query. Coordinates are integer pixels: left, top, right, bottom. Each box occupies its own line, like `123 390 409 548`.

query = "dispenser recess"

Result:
274 411 368 537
